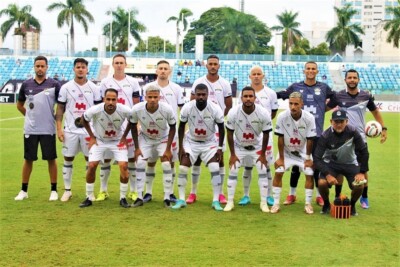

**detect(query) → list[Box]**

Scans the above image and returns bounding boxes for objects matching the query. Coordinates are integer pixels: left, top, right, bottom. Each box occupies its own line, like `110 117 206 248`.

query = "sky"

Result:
0 0 335 53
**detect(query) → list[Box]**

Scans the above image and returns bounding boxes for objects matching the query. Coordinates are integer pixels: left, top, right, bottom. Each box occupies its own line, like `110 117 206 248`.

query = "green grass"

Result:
0 103 399 266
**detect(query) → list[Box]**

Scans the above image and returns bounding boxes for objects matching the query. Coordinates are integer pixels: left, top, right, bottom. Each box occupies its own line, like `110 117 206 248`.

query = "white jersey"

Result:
143 81 184 121
130 102 176 144
100 75 141 108
237 86 278 115
180 100 224 143
58 80 101 135
191 75 232 111
275 110 316 156
83 103 131 142
226 104 272 147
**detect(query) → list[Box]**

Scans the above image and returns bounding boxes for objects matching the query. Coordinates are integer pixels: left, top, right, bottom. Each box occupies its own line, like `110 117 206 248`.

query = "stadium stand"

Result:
1 56 398 95
0 57 101 86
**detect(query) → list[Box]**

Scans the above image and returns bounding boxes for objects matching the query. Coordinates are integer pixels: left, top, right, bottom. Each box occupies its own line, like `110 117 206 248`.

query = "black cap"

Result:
332 110 348 120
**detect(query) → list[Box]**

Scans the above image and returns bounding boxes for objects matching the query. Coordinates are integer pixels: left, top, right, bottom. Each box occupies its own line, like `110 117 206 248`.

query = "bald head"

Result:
249 65 265 88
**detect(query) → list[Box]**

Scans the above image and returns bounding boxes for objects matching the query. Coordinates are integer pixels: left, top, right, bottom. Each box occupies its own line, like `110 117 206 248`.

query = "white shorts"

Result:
234 146 262 168
183 139 218 165
104 134 135 160
275 151 313 175
89 139 128 162
62 132 89 157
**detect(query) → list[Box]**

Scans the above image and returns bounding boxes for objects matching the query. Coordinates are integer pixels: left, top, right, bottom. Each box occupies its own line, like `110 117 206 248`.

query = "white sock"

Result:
257 162 268 202
273 186 282 205
178 166 189 200
290 187 297 196
136 158 146 199
86 183 94 199
243 167 252 197
191 165 201 194
162 161 173 200
305 189 313 204
227 178 238 203
63 161 73 190
267 168 272 197
100 162 111 192
145 166 155 195
120 183 128 199
128 162 136 193
219 167 225 194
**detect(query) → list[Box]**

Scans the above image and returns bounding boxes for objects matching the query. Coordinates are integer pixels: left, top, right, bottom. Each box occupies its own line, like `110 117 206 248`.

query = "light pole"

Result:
65 33 69 57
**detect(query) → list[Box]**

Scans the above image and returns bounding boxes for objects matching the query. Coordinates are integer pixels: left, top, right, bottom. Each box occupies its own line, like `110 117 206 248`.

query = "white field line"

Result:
0 116 24 122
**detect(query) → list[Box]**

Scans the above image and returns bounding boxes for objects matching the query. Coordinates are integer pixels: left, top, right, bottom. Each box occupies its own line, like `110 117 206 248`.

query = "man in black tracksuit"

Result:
314 110 369 216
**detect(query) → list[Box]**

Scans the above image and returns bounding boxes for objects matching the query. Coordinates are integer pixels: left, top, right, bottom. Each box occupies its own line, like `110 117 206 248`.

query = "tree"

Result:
290 38 310 55
309 42 331 55
167 8 193 57
271 10 303 55
0 4 41 40
134 36 175 53
325 4 364 55
214 9 258 54
103 7 146 52
183 7 271 54
384 2 400 48
47 0 94 56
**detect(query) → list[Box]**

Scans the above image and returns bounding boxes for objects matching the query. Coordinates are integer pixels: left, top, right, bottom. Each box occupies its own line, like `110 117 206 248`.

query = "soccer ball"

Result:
365 121 382 138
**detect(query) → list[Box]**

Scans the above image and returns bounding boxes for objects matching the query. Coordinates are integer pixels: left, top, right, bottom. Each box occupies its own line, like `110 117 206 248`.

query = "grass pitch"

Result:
0 103 399 266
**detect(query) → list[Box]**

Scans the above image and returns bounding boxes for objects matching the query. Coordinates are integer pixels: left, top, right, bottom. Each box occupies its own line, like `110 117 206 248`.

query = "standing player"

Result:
187 54 233 204
79 88 132 208
277 61 334 206
15 56 61 201
172 84 225 211
236 66 278 206
271 92 316 214
56 58 102 202
326 69 387 209
224 87 272 212
128 85 176 207
97 54 141 201
141 60 185 203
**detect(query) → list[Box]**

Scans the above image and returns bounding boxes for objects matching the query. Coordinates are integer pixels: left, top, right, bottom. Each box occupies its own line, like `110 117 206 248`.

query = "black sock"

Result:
362 186 368 198
351 198 357 207
323 198 330 208
51 183 57 192
335 185 342 197
22 183 28 192
290 166 301 188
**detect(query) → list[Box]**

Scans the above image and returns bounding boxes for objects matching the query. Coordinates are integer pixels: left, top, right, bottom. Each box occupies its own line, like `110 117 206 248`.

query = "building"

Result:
334 0 397 58
374 20 400 58
21 26 40 51
303 22 331 48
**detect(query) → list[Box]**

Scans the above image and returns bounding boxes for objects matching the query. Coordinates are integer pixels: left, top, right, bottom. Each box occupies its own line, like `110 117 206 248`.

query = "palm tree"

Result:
0 4 41 40
102 7 146 52
167 8 193 58
325 4 364 55
271 10 303 55
217 10 257 54
47 0 94 56
384 2 400 48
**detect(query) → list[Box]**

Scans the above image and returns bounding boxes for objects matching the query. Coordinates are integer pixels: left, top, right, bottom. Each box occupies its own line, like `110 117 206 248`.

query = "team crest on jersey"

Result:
314 88 321 95
44 89 50 95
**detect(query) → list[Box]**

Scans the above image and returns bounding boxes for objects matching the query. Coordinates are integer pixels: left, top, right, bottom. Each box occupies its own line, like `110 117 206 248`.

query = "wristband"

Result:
382 127 387 131
218 146 223 150
305 155 311 160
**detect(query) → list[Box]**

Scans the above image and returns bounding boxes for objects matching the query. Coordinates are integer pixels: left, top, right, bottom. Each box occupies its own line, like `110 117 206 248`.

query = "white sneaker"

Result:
270 204 280 214
304 204 314 214
260 202 270 213
61 191 72 202
223 201 234 212
49 191 59 201
15 190 28 201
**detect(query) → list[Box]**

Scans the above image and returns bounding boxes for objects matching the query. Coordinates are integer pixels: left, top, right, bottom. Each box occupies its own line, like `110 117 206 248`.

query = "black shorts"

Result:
24 134 57 161
319 162 360 189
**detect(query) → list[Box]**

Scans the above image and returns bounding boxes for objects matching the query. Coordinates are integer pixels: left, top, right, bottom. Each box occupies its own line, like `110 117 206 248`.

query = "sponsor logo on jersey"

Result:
75 103 86 110
118 98 125 104
195 128 206 135
290 138 301 145
147 129 159 135
105 130 116 137
243 133 255 139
